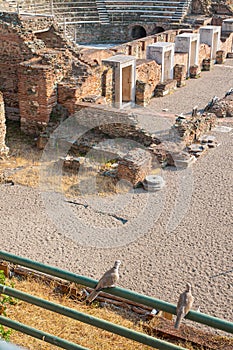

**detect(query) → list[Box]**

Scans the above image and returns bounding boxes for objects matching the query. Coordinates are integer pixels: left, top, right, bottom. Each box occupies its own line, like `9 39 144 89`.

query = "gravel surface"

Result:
0 59 233 334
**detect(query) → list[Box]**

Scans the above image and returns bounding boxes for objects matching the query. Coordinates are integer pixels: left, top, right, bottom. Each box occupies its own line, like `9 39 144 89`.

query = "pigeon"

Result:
174 283 194 329
86 260 121 303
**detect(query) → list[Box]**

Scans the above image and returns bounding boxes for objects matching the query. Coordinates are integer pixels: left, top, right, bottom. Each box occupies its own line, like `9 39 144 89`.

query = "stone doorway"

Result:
131 25 146 39
190 40 197 66
122 66 132 103
102 55 136 108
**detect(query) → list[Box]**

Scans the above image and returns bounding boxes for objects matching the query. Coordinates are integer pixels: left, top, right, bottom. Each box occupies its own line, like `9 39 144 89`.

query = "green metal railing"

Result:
0 284 186 350
0 250 233 350
0 316 89 350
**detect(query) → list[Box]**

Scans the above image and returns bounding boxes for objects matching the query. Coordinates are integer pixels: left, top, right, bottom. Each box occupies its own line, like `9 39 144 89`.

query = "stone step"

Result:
105 5 179 9
105 0 184 3
59 20 101 24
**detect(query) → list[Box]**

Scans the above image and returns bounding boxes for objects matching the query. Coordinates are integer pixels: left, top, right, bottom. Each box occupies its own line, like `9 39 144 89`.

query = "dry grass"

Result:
5 276 156 350
1 122 135 197
4 277 232 350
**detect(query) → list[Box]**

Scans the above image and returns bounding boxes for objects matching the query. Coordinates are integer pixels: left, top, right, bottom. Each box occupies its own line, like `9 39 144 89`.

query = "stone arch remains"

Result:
131 25 147 39
152 26 165 34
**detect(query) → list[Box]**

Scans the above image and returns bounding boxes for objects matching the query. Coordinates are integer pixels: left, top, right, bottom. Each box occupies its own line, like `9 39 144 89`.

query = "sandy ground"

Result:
0 60 233 335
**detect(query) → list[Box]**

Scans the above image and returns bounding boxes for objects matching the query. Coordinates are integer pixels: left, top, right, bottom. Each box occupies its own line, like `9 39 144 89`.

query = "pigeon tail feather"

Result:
86 290 100 303
174 312 183 329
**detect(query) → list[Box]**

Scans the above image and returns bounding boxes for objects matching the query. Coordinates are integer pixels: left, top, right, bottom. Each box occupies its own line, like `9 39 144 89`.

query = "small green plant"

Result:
0 270 17 341
0 325 11 341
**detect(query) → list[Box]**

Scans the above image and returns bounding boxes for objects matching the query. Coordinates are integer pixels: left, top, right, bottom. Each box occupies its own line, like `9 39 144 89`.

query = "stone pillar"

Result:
199 26 221 60
146 42 175 82
175 33 200 77
0 92 9 156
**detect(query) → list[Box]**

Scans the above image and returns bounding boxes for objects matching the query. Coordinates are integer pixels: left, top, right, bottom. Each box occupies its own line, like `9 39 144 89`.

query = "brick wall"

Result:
0 14 44 119
136 59 161 106
19 14 54 32
0 91 8 156
174 53 189 77
35 24 70 49
18 49 72 134
220 32 233 54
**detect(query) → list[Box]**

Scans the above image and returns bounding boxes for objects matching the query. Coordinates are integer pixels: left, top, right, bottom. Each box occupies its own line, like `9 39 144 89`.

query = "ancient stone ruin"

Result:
204 89 233 118
0 1 232 186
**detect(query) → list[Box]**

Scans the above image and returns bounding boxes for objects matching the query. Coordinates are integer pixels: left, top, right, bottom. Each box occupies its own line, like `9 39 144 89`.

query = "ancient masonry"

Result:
0 11 233 139
0 91 8 156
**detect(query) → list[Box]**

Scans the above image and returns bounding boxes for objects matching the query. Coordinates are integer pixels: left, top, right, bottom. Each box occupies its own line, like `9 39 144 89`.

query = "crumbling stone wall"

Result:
0 15 41 119
19 14 54 32
136 59 161 106
198 43 211 68
192 0 233 15
220 32 233 56
69 103 161 147
118 148 152 186
211 2 233 15
0 91 8 156
206 92 233 118
174 53 189 77
172 113 216 145
35 24 73 49
192 0 212 14
18 49 73 134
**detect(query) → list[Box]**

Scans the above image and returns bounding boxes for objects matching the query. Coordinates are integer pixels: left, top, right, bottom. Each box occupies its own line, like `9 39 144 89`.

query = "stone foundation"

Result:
136 59 161 106
154 79 177 97
118 148 152 186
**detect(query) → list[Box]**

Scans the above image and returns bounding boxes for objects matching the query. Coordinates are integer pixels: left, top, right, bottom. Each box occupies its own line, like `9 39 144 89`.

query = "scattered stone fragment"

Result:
173 152 197 168
188 143 208 157
199 135 219 148
143 175 165 192
199 135 216 143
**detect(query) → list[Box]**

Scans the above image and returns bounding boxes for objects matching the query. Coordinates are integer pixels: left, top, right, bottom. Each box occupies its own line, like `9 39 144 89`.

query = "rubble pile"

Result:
173 112 216 145
205 89 233 118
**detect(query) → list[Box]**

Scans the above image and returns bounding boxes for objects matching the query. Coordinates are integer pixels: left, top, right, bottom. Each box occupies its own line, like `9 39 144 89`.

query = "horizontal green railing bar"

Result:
0 284 186 350
0 316 89 350
0 250 233 334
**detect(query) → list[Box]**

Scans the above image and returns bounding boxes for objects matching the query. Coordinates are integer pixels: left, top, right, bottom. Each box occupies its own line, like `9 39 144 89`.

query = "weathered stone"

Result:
190 64 200 78
173 153 197 168
142 175 165 191
172 112 216 145
215 50 226 64
118 148 152 187
206 90 233 118
154 79 177 97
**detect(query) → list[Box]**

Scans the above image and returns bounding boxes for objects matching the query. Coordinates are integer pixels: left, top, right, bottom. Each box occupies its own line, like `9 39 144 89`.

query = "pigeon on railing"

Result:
86 260 121 303
174 283 194 329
